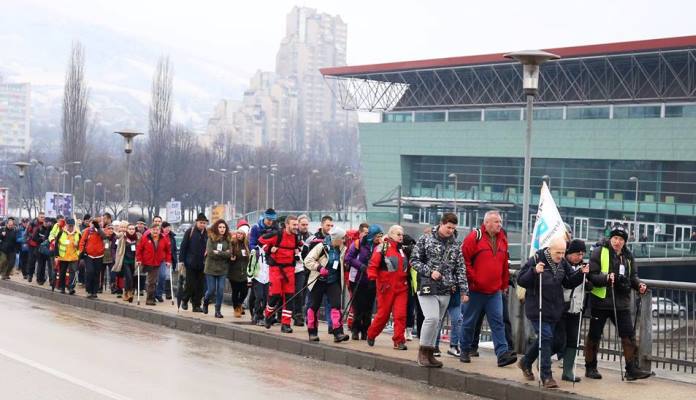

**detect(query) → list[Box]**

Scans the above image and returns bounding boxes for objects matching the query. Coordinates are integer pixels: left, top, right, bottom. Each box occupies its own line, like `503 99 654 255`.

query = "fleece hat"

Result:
236 219 250 235
263 208 277 221
610 225 628 241
365 224 384 243
566 239 586 255
329 227 346 242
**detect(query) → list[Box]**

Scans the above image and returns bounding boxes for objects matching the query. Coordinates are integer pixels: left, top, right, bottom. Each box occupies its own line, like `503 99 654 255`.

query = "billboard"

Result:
0 188 8 217
45 192 73 218
166 201 182 223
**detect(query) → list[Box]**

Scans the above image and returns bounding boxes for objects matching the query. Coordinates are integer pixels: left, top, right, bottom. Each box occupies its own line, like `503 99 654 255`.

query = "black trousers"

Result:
553 312 581 355
587 307 634 341
84 257 103 295
183 268 205 307
350 281 376 335
293 271 306 319
58 261 77 290
251 279 268 322
228 279 248 308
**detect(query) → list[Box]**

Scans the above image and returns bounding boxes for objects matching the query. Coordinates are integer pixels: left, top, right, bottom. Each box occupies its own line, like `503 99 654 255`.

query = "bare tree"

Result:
61 42 89 179
141 56 173 219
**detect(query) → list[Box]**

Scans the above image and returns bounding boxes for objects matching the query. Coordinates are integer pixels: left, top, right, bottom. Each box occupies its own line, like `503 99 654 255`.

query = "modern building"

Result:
321 36 696 244
0 80 31 155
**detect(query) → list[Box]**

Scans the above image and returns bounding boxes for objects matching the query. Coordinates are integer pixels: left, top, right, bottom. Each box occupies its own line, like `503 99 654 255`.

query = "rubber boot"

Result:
584 337 602 379
417 346 435 367
622 337 651 380
561 348 581 382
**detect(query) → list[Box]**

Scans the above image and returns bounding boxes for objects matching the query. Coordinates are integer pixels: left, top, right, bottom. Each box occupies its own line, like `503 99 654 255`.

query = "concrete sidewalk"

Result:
2 273 694 400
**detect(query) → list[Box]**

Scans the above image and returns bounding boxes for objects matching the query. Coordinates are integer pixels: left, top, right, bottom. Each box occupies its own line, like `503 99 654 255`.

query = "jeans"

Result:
205 274 226 310
418 294 450 347
523 321 556 380
156 261 170 298
460 291 510 358
472 291 514 351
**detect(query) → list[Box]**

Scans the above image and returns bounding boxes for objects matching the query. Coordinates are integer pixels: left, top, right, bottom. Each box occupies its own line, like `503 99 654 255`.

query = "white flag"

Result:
529 182 567 256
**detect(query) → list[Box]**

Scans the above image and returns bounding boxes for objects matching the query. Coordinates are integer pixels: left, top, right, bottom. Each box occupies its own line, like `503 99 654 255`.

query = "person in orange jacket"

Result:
78 219 107 299
136 224 172 306
366 225 410 350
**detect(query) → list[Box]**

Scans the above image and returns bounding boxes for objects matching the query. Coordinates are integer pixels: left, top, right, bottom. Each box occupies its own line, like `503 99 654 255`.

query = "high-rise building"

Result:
0 80 31 155
210 7 357 159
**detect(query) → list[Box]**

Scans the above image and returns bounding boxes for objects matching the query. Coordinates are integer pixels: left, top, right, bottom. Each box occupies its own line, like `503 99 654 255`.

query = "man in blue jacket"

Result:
516 237 586 389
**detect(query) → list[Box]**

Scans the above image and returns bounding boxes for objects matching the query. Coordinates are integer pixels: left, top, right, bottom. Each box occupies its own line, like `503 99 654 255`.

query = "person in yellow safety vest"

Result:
585 224 651 381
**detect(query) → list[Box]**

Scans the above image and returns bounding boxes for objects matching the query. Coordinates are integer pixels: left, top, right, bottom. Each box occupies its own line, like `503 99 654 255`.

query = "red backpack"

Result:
344 229 360 249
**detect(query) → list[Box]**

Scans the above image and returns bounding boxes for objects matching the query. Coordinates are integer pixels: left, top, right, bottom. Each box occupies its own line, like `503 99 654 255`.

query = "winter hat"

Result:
66 218 76 225
329 227 346 242
610 225 628 241
566 239 586 255
365 224 383 243
263 208 277 221
196 213 209 222
82 213 91 221
236 219 250 235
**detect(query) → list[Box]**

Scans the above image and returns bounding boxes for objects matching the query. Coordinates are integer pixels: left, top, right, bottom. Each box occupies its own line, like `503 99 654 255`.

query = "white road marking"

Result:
0 347 134 400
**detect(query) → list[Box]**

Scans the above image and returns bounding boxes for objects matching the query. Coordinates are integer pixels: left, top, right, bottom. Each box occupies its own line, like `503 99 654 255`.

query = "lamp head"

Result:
503 50 560 95
13 161 31 178
114 130 144 154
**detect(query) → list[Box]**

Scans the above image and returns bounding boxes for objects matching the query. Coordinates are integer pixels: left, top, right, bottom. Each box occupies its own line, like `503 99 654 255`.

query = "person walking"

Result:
179 213 209 312
204 219 233 318
345 224 382 340
113 223 140 303
304 227 350 342
366 225 410 350
410 213 469 368
228 220 250 318
78 219 107 299
155 221 178 302
54 218 81 294
0 218 20 280
135 224 172 306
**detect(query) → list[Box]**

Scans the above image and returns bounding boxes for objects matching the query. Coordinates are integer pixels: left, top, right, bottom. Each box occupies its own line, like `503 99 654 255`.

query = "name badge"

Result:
619 264 626 276
130 244 136 252
241 249 247 257
332 260 339 270
103 240 109 248
399 249 405 257
216 243 223 251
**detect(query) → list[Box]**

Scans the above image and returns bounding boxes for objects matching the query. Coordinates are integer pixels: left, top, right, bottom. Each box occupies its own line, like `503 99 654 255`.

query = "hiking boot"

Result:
234 306 242 318
192 306 203 313
543 377 559 389
334 333 350 343
308 334 320 342
585 365 602 379
417 346 437 368
146 299 156 306
202 299 209 314
367 338 375 347
181 301 189 310
281 324 293 334
518 357 535 381
214 311 223 319
625 361 652 381
427 347 444 368
293 315 305 327
497 351 517 367
263 317 273 329
393 342 408 351
470 349 480 357
460 351 471 363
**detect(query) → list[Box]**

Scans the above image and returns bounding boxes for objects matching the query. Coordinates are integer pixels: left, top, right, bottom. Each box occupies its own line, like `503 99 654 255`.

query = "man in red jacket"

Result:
459 210 517 367
136 224 172 306
259 215 300 333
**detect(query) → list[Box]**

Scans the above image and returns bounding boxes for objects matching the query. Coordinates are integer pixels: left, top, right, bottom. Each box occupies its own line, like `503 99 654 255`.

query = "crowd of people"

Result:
0 207 653 389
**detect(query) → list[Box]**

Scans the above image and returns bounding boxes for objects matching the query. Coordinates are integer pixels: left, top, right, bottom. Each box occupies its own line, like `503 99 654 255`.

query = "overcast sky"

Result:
6 0 695 74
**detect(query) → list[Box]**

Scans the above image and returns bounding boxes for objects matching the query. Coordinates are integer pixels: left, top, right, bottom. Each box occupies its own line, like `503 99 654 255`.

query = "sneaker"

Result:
433 348 442 357
497 351 518 367
460 352 471 363
155 296 164 303
470 349 480 357
405 328 414 342
393 342 408 350
281 324 293 334
542 377 559 389
447 346 461 357
308 334 320 342
367 338 375 347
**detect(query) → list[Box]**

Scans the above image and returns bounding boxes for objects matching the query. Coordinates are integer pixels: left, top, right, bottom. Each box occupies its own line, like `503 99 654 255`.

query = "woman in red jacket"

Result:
366 225 410 350
136 224 172 306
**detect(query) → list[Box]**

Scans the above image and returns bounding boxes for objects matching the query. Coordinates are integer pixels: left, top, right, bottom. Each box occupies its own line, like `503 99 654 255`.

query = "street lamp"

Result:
231 170 239 216
258 165 267 212
13 161 31 219
82 179 92 213
504 49 560 261
60 160 80 194
245 165 255 215
94 182 102 214
115 129 144 222
71 174 82 216
46 165 59 193
306 169 319 213
629 176 639 238
208 168 229 204
448 173 458 216
61 170 69 193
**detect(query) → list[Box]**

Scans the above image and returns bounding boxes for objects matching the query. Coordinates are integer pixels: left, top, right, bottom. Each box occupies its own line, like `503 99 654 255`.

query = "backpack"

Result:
343 229 360 249
264 229 299 265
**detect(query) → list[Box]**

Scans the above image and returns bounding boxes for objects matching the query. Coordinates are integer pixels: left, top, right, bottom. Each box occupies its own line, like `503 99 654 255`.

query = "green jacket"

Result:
227 240 250 283
204 237 233 276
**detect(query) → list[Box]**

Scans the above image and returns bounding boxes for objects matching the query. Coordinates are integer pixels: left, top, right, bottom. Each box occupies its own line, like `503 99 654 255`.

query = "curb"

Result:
0 279 596 400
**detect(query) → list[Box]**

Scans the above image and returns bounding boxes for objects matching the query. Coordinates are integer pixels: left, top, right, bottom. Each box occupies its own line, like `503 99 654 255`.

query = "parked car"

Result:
651 297 687 319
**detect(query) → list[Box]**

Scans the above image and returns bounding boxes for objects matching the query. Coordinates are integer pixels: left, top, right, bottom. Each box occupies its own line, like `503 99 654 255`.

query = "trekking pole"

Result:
169 264 175 306
269 274 320 315
342 268 364 323
136 264 141 306
572 272 587 388
538 270 543 388
610 281 624 382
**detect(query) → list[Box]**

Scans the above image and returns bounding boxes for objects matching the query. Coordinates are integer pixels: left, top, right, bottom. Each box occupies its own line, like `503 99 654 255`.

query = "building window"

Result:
522 107 564 120
448 110 482 121
566 106 610 120
613 105 661 119
382 112 412 123
414 112 446 122
665 104 696 118
484 108 521 121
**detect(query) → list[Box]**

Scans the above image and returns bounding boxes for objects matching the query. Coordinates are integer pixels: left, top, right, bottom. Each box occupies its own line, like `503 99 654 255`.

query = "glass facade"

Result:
414 111 446 122
566 106 610 119
449 110 482 121
665 104 696 118
614 105 661 119
484 108 521 121
382 112 412 123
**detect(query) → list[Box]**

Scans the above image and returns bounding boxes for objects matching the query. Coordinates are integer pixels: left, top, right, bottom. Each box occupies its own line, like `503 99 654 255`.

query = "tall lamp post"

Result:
82 179 92 213
245 165 255 215
208 168 229 204
629 176 639 238
504 49 560 261
61 161 81 194
71 174 82 216
94 182 102 214
448 173 458 216
306 169 319 213
270 166 278 209
231 170 239 216
13 161 31 219
115 130 143 222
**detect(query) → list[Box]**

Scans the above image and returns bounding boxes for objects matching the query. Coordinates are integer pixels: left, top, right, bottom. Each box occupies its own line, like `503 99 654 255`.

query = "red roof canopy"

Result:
320 35 696 76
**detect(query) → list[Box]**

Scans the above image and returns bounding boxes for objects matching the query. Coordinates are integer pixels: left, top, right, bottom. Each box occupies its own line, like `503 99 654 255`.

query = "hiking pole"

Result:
168 264 175 306
611 281 624 382
573 272 587 388
269 274 320 315
136 264 141 306
342 268 364 323
538 269 543 388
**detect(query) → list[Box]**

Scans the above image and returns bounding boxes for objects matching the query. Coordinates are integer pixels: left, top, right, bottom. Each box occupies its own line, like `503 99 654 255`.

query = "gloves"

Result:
319 267 329 277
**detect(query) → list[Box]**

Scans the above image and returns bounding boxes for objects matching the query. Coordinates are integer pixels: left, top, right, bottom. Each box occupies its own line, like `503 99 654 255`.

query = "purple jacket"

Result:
345 240 374 285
